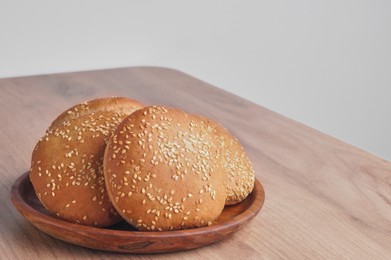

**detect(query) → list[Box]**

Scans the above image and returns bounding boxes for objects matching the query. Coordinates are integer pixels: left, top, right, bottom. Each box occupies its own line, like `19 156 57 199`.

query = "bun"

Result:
50 97 143 130
103 106 226 231
30 97 143 227
217 128 255 205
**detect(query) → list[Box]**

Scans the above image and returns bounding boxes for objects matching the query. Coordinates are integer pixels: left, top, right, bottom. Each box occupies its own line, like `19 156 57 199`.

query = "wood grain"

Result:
1 67 391 259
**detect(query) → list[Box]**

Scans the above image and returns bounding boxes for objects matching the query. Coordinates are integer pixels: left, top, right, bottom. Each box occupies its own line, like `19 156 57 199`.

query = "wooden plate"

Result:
10 172 265 253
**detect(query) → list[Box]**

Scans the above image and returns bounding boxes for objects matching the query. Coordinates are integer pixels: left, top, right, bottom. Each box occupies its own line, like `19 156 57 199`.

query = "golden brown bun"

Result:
50 97 144 130
103 106 226 231
30 98 144 227
216 128 255 205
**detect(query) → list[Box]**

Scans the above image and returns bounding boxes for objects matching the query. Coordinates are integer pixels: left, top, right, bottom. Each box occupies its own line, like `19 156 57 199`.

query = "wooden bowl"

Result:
10 172 265 253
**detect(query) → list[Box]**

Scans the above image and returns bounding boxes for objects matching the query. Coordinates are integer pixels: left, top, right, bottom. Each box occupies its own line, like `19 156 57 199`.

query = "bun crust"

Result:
50 97 144 130
30 98 143 227
103 106 226 231
217 128 255 205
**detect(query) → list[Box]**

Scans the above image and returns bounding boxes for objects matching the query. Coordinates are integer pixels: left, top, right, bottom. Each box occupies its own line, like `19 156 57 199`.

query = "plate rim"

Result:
10 171 265 252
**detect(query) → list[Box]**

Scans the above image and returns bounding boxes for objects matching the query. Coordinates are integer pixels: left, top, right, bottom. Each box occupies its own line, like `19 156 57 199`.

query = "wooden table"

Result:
1 67 390 259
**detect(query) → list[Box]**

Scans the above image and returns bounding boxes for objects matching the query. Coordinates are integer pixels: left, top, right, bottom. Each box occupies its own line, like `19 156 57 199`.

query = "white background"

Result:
1 1 390 160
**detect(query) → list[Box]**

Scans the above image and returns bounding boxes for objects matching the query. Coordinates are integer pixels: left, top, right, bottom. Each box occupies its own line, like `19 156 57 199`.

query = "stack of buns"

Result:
30 97 254 231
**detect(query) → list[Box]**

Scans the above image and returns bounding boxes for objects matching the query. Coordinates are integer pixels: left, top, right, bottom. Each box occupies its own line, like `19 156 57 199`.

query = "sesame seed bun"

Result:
30 98 144 227
50 97 144 130
217 128 255 205
103 106 226 231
